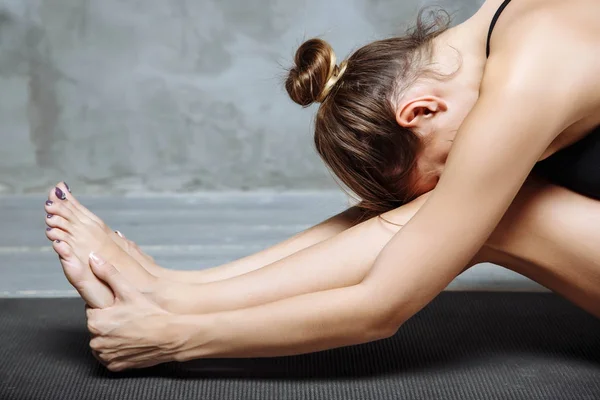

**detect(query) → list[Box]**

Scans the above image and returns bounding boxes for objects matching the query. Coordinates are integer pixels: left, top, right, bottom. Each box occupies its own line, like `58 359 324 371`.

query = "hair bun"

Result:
286 38 340 107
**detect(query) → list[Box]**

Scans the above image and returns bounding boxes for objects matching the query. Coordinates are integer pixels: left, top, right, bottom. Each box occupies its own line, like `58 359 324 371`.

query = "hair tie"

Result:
317 55 348 103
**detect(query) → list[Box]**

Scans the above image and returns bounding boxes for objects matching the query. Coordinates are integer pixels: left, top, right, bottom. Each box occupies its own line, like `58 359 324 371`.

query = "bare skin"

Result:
45 183 157 308
47 177 600 335
46 182 363 285
71 177 600 371
44 182 366 309
45 0 600 370
46 177 600 318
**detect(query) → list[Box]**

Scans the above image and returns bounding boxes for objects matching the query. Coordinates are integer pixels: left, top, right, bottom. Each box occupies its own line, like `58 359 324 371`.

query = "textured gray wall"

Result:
0 0 482 194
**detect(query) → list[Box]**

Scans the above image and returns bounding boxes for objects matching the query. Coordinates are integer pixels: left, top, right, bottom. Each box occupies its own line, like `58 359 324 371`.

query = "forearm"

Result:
158 179 569 316
173 284 386 359
162 180 600 361
159 207 397 314
158 206 364 283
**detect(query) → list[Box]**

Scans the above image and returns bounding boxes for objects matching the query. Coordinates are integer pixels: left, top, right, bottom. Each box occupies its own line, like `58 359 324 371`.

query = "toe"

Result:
52 238 75 260
56 181 71 195
53 240 114 309
56 182 102 224
45 198 77 222
48 185 67 203
45 227 70 243
45 215 72 233
48 183 99 227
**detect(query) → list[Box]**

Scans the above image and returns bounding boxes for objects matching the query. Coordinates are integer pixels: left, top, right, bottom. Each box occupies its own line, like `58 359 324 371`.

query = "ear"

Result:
395 96 448 129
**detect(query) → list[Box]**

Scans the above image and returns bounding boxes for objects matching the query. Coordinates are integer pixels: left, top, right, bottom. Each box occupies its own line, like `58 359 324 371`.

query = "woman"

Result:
42 0 600 370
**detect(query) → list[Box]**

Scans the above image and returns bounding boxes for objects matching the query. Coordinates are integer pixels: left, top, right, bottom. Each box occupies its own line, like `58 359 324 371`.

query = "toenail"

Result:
47 214 53 218
115 230 124 238
46 227 51 231
64 182 71 193
45 200 53 206
55 187 66 200
55 240 60 243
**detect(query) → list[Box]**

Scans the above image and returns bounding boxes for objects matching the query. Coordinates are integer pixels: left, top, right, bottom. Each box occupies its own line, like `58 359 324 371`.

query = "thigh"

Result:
482 178 600 318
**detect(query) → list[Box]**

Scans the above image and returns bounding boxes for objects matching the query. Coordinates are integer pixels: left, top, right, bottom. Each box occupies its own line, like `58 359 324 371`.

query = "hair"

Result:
286 8 452 222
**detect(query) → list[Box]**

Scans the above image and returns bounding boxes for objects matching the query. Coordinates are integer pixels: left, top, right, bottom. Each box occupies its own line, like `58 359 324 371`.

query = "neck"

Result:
428 0 506 96
435 0 508 59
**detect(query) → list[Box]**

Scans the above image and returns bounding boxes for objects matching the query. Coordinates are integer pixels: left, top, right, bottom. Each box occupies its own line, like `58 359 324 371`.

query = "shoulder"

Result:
489 0 600 56
482 1 600 122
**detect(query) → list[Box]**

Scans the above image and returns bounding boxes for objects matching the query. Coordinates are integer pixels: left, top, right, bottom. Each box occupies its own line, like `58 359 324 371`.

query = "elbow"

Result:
358 296 405 342
367 311 403 341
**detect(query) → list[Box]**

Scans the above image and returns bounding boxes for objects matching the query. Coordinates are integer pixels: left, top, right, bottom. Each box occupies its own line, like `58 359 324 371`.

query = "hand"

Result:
85 253 185 372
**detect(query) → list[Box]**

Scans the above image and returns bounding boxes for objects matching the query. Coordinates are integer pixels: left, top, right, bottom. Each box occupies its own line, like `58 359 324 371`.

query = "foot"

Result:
52 239 114 308
46 183 166 277
112 232 166 278
44 182 157 293
85 253 178 372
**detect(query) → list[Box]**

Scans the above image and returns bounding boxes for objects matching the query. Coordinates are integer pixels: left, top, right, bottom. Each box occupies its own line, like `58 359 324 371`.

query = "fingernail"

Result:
115 230 124 238
55 240 60 243
64 182 71 193
45 200 53 206
46 227 51 231
55 187 66 200
47 214 53 218
89 252 106 265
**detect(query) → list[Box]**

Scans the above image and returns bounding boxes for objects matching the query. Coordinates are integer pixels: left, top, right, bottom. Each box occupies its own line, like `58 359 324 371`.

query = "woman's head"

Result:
286 9 460 219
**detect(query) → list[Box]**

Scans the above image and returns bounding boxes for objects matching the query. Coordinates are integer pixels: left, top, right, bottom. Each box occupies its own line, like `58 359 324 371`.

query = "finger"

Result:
108 355 163 372
88 252 138 301
91 349 107 366
90 336 143 353
112 349 164 364
97 346 153 364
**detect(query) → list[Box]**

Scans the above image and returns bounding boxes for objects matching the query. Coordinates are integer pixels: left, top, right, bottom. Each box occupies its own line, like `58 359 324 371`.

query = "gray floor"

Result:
0 192 545 297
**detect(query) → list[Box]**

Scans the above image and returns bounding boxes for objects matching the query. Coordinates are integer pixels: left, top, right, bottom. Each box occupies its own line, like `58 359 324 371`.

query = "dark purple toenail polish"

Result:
47 214 53 218
64 182 71 193
55 240 60 243
46 227 51 231
55 187 66 200
45 200 53 206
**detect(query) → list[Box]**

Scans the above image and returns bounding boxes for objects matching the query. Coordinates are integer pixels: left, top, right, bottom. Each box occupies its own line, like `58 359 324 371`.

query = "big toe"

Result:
53 240 114 308
55 182 107 228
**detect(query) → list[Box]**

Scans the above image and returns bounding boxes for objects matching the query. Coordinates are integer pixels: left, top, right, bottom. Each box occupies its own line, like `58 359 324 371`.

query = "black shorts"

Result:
534 125 600 199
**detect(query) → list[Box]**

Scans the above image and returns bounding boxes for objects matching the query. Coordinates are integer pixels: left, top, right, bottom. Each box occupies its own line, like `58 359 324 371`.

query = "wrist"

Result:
170 313 216 362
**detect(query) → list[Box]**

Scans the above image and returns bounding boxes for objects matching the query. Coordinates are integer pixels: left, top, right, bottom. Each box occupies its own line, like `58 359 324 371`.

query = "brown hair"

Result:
286 8 452 221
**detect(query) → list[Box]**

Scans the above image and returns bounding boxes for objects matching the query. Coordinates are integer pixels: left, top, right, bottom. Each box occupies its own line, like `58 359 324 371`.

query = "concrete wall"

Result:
0 0 483 194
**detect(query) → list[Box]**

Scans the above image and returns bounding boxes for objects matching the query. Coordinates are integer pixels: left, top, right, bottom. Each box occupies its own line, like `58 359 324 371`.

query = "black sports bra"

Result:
486 0 513 58
486 0 600 199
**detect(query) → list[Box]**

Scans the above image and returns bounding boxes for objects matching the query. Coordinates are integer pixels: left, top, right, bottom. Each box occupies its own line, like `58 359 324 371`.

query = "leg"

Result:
153 206 365 283
49 182 364 284
54 178 600 318
480 178 600 318
157 177 600 316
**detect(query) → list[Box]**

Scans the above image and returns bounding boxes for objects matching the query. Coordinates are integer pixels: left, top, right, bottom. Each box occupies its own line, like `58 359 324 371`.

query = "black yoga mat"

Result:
1 292 599 400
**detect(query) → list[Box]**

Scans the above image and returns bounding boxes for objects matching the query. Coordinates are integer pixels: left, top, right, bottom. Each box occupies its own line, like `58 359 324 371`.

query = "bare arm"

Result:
359 20 591 328
158 198 430 314
158 206 366 283
170 21 590 358
91 16 600 368
92 177 600 368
